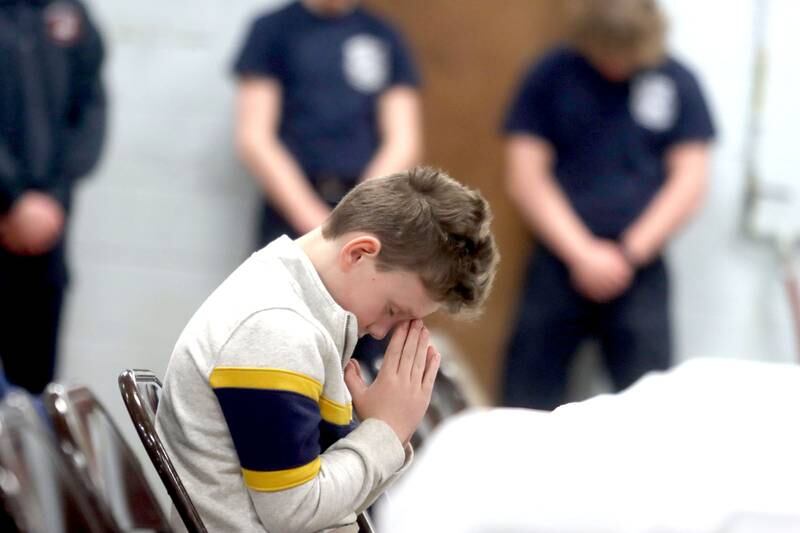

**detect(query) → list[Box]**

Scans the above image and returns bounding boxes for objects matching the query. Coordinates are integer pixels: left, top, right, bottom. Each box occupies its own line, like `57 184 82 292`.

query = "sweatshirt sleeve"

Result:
211 309 407 533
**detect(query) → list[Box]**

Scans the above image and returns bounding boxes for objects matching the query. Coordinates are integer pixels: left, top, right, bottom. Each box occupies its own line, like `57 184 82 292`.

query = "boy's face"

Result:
336 236 440 339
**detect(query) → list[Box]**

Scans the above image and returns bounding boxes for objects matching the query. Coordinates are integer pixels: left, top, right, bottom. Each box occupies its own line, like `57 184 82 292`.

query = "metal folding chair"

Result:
0 391 113 533
118 369 207 533
44 383 170 532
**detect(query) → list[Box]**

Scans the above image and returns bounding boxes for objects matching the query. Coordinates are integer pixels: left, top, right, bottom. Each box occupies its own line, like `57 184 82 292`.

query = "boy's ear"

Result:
339 235 381 271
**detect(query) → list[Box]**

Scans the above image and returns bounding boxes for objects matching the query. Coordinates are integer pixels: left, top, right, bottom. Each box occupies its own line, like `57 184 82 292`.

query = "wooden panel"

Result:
365 0 567 399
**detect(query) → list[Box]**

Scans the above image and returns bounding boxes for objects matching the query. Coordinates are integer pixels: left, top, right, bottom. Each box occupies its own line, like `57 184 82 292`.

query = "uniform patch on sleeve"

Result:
342 34 388 93
630 72 678 132
44 2 83 47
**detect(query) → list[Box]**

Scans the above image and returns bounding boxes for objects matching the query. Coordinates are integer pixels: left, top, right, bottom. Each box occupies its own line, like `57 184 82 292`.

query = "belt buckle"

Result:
318 175 349 205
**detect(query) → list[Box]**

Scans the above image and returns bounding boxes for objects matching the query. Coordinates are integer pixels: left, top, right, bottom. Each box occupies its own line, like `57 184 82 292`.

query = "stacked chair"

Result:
0 381 170 532
0 392 111 532
43 383 170 532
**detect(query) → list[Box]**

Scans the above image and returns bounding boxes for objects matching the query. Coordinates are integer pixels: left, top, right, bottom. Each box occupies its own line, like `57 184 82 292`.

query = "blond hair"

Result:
323 167 499 316
566 0 667 67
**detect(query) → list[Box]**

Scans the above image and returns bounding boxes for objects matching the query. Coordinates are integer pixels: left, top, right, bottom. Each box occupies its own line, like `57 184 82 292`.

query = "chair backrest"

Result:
357 510 377 533
0 391 114 533
44 383 170 532
118 369 207 533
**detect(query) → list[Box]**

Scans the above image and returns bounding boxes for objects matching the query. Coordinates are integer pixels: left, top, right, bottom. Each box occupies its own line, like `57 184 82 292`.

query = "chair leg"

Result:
357 510 376 533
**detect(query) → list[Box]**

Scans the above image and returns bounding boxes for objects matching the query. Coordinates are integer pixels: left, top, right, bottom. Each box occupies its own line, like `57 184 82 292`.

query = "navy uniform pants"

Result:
0 241 67 394
502 247 672 411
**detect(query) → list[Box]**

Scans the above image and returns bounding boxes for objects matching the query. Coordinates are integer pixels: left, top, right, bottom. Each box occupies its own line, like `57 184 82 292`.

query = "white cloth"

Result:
380 358 800 533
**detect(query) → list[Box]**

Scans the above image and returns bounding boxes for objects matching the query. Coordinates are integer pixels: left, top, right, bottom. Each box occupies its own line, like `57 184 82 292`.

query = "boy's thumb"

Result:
344 359 367 399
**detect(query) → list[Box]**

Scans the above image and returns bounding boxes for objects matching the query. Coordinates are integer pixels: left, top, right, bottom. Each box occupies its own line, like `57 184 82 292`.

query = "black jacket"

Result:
0 0 106 214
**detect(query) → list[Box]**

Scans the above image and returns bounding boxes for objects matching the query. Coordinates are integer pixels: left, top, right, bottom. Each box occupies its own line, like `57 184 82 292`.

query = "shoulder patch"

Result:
44 1 83 47
342 33 388 94
630 72 678 132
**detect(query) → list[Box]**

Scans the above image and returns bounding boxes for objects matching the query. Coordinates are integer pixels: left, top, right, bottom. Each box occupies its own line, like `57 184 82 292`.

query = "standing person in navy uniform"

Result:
233 0 422 247
233 0 422 368
0 0 106 394
501 0 715 410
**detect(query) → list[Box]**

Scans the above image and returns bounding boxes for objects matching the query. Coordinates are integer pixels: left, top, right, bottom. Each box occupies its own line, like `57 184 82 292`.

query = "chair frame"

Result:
0 391 114 533
44 382 171 532
118 369 208 533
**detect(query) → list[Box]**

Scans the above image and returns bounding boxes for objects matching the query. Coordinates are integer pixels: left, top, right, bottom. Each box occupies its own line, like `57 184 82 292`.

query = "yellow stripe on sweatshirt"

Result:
242 457 322 492
210 367 323 401
319 396 352 425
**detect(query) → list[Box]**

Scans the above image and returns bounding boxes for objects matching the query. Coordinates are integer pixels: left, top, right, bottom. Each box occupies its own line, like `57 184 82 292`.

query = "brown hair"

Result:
566 0 667 67
323 166 499 316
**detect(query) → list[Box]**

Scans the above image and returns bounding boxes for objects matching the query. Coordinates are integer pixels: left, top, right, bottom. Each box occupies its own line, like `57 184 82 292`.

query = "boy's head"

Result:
566 0 667 81
320 167 499 340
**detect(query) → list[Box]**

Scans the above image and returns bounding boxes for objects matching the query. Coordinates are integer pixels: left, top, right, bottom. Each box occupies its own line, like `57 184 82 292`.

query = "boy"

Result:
156 166 498 532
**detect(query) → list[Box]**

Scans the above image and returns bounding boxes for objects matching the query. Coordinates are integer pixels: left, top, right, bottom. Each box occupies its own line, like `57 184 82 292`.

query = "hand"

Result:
619 231 650 268
344 320 440 444
568 238 633 302
0 191 65 255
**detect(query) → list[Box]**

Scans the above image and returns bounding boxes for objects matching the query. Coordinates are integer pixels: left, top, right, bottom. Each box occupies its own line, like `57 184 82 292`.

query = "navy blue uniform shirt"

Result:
233 1 419 182
504 46 715 239
0 0 105 214
0 0 105 286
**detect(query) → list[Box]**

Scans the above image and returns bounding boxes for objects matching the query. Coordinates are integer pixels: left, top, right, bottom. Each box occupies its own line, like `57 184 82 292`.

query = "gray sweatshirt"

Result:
156 236 411 532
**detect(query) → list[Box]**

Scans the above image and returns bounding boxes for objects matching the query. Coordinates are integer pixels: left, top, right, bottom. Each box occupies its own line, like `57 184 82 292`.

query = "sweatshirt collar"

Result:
265 236 359 365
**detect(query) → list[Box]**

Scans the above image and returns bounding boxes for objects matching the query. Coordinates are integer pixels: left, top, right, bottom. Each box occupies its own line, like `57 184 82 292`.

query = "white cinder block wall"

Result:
663 0 799 364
